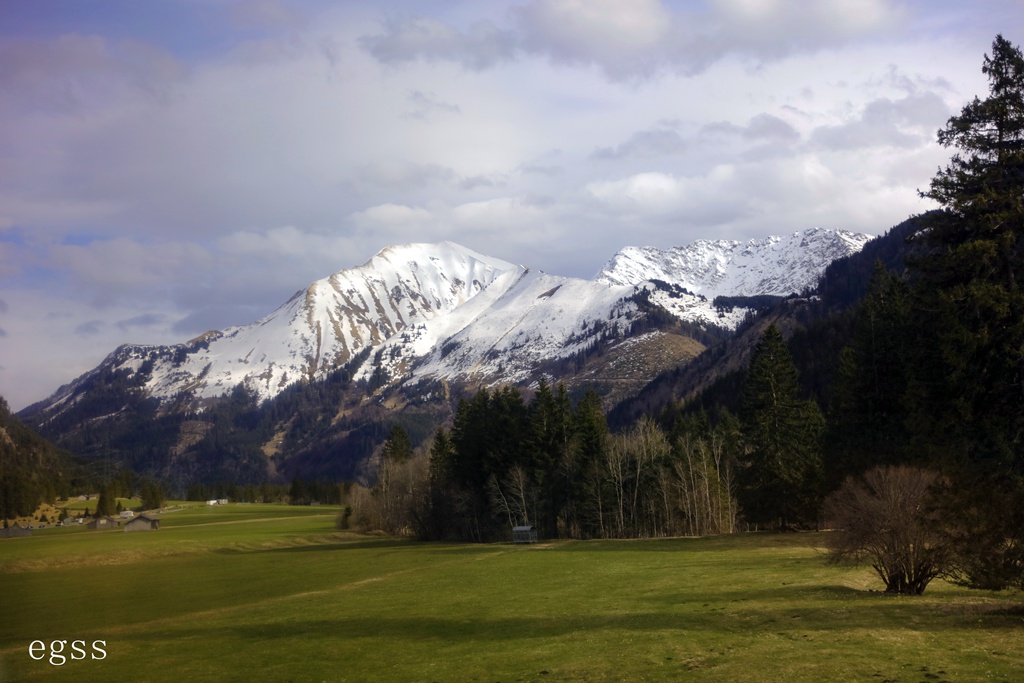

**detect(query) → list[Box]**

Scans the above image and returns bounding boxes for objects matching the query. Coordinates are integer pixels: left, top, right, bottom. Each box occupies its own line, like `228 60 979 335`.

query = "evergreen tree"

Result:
911 35 1024 463
140 479 165 510
422 428 457 540
909 35 1024 588
95 486 116 517
381 425 413 463
447 390 499 540
450 390 491 493
571 388 609 537
288 477 307 504
828 263 912 485
525 379 572 536
738 324 824 529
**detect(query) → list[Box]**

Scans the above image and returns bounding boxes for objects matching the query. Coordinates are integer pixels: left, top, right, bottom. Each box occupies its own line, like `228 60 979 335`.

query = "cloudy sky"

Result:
0 0 1020 410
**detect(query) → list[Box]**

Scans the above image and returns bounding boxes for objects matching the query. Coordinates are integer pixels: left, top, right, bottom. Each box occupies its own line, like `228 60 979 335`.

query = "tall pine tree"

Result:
910 35 1024 466
910 35 1024 589
827 262 912 485
738 324 824 529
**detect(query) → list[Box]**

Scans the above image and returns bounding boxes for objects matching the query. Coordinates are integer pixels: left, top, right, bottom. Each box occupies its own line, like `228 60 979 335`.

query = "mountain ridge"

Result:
23 229 870 422
596 228 871 296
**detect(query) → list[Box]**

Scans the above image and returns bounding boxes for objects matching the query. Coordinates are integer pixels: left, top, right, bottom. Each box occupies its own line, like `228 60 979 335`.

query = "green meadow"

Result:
1 504 1022 683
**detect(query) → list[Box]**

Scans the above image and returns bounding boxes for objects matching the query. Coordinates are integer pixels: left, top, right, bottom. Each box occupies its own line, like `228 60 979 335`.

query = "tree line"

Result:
348 324 821 545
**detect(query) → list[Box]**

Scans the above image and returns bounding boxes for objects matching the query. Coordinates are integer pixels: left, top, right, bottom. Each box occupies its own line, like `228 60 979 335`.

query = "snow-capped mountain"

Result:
26 229 870 420
598 228 870 295
35 242 518 412
596 228 872 328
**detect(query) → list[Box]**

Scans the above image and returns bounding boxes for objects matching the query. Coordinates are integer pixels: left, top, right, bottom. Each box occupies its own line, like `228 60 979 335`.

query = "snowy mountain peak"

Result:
26 232 872 420
41 241 521 408
367 240 516 276
596 227 872 298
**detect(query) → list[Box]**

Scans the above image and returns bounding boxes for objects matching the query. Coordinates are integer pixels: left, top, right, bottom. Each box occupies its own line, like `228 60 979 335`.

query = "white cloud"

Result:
49 238 212 306
810 92 950 150
708 0 906 59
452 195 555 239
514 0 674 79
592 126 688 160
404 89 462 120
0 34 187 119
350 203 439 233
229 0 308 31
587 171 689 215
357 0 910 81
358 16 517 70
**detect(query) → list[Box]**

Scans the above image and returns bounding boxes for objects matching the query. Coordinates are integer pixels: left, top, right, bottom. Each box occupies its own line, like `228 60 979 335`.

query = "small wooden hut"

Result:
512 525 538 544
87 516 118 530
124 515 160 532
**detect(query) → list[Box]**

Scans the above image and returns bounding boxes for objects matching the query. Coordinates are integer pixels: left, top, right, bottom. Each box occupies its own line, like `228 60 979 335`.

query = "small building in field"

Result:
119 510 135 519
124 515 160 532
87 516 119 530
512 525 538 544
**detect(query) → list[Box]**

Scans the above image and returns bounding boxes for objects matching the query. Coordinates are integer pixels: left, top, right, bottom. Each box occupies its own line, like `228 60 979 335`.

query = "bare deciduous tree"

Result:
673 432 736 536
488 464 535 528
823 465 949 595
351 451 431 536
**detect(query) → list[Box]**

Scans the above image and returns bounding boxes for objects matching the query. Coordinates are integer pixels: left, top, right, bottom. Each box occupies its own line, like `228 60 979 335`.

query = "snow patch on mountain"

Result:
405 270 639 385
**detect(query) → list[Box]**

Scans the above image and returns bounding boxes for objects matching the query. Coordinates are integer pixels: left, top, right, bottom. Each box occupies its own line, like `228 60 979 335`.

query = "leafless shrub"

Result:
823 465 950 595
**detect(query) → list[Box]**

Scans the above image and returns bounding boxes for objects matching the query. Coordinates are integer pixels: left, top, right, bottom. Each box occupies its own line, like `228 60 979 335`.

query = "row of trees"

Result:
89 476 166 516
349 322 822 544
349 381 738 541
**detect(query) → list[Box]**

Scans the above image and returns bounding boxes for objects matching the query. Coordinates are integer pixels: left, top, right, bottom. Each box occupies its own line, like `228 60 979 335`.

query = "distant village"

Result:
1 495 231 538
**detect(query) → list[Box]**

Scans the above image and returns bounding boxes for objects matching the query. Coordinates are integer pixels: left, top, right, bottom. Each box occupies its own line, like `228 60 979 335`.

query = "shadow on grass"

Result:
210 531 825 558
554 532 825 553
209 540 505 561
211 537 423 555
122 592 1024 648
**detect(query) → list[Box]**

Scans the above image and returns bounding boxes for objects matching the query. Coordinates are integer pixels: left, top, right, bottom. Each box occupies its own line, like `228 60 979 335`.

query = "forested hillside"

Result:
0 396 79 519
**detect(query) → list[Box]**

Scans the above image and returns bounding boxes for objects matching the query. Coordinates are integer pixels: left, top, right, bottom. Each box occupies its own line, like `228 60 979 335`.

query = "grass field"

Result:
1 504 1022 682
